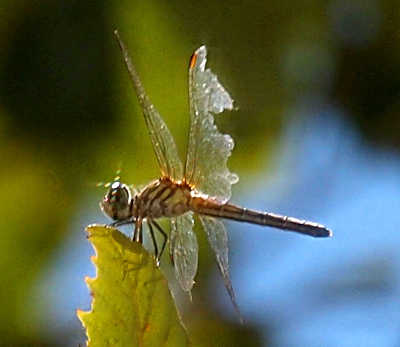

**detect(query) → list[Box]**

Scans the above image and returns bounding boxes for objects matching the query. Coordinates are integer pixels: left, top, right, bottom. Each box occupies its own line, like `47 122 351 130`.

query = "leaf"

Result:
77 224 191 347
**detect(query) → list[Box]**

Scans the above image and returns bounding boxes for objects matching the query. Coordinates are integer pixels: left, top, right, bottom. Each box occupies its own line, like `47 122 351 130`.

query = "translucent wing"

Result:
115 31 183 180
199 215 241 320
170 212 198 292
185 46 238 203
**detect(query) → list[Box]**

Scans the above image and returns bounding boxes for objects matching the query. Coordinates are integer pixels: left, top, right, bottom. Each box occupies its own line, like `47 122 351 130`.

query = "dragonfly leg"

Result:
110 216 135 227
152 220 168 264
148 222 159 263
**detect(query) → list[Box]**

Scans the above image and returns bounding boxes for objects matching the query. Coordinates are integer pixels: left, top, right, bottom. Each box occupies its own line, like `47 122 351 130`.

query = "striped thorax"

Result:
136 177 192 219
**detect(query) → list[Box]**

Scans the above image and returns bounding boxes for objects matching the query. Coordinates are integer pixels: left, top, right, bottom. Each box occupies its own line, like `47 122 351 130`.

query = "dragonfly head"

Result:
100 181 133 221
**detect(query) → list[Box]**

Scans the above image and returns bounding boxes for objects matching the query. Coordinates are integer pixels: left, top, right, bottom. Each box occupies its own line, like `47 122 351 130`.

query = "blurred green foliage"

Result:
0 0 399 346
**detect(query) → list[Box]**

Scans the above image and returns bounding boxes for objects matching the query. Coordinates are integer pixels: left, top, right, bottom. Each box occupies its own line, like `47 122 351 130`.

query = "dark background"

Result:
1 0 400 346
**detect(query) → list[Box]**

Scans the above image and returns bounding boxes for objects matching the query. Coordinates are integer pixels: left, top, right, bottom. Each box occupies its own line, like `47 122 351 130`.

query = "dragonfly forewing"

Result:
170 212 198 292
185 46 238 203
114 31 183 180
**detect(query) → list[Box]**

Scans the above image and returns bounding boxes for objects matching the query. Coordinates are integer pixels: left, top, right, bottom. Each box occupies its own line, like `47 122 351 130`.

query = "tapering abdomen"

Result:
190 196 331 238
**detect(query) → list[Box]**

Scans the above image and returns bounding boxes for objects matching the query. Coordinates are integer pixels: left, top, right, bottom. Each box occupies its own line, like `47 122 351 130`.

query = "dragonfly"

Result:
101 30 332 317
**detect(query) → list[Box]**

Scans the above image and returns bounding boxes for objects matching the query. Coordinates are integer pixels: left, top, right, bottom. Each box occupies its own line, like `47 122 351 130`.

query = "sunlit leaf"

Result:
77 224 191 347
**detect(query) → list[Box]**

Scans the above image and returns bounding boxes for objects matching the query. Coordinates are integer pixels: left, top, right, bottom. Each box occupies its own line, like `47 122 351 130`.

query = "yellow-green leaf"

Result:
77 224 191 347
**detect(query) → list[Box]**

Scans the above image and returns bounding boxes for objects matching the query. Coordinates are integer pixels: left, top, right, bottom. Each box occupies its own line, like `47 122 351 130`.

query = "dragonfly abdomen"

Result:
191 197 331 238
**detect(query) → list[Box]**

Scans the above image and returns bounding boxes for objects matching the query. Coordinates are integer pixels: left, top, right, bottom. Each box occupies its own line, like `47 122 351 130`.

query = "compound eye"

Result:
100 182 132 221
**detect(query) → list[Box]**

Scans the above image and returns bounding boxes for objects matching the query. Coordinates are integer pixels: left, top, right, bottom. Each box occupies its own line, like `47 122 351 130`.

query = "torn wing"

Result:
185 46 238 203
170 212 198 292
115 31 183 181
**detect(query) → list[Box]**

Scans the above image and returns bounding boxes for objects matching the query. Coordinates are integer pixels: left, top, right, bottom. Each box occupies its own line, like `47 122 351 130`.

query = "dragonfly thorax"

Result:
136 177 192 219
